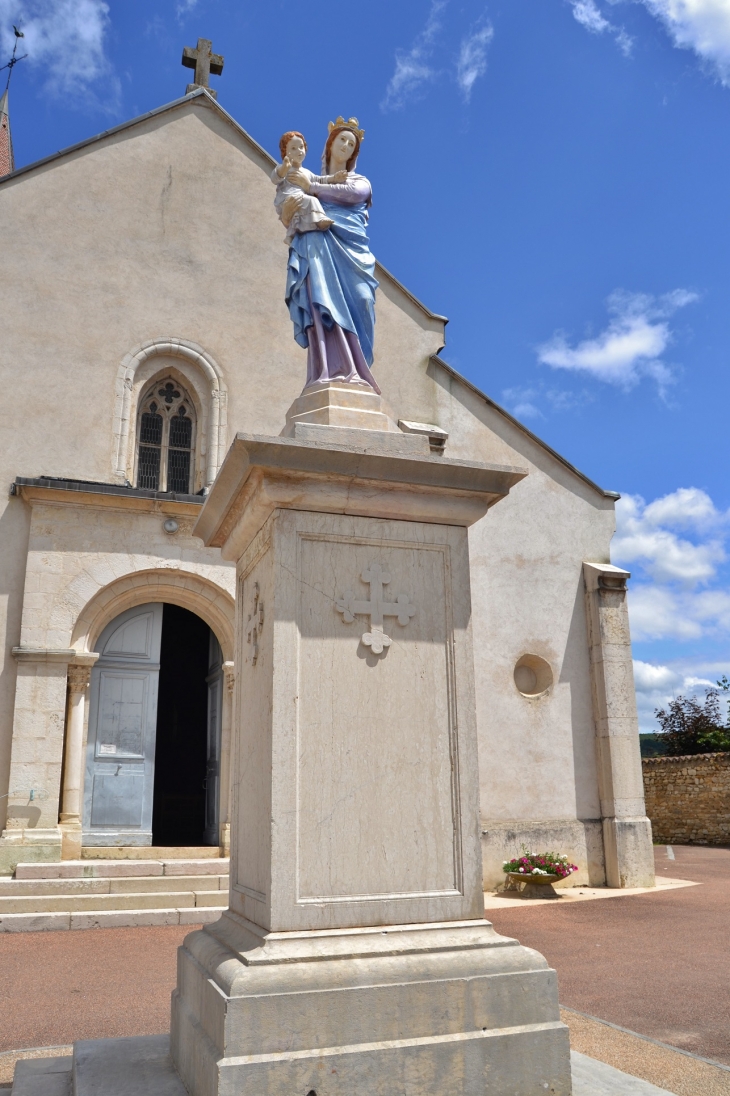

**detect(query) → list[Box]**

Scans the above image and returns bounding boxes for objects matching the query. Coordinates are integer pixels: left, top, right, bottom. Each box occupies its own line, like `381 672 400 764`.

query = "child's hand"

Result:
333 169 348 182
277 156 291 178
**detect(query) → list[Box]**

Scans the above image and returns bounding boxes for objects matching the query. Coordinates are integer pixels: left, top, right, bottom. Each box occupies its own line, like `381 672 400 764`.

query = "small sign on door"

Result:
98 743 117 755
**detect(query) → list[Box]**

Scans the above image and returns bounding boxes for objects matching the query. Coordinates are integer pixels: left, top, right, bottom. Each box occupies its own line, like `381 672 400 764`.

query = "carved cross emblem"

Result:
335 563 416 655
246 582 264 665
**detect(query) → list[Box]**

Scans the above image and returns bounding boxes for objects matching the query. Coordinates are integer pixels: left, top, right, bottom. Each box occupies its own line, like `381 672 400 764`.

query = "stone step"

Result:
0 905 225 933
0 875 229 897
14 858 229 880
10 1055 71 1096
0 889 226 915
80 846 221 860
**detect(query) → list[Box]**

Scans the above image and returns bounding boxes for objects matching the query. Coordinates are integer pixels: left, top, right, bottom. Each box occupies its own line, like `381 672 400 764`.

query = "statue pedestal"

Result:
281 380 398 435
168 428 571 1095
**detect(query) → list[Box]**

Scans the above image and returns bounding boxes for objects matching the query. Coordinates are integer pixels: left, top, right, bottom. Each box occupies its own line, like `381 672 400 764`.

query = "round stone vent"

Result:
514 654 553 697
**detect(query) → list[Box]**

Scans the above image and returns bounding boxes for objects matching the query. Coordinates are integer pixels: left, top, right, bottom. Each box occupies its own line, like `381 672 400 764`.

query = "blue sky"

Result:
2 0 729 729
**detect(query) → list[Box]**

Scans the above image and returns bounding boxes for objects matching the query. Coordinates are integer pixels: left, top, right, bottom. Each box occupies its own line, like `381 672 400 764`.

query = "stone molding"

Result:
223 661 235 694
12 648 99 666
113 337 228 490
67 665 92 693
70 567 235 663
195 432 527 559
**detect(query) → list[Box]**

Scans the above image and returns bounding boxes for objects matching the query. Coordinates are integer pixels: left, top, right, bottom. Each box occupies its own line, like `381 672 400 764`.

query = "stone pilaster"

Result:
583 562 655 888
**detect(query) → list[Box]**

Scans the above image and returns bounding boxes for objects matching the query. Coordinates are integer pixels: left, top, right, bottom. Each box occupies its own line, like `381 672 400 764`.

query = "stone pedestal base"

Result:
602 817 656 888
282 381 399 435
170 913 571 1096
60 821 83 861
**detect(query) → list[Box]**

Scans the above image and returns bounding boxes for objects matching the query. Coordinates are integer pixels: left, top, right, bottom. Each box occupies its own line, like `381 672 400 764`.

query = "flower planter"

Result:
508 872 561 899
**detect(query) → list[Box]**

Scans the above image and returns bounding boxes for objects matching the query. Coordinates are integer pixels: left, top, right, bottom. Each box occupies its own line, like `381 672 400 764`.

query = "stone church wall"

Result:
642 752 730 845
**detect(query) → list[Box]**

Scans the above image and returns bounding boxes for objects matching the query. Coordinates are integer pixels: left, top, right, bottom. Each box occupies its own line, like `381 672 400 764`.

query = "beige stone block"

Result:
0 891 196 914
194 890 229 907
602 817 655 888
282 383 396 434
180 907 224 925
0 911 70 932
162 858 229 875
70 909 181 930
0 877 110 896
597 736 645 801
109 876 219 894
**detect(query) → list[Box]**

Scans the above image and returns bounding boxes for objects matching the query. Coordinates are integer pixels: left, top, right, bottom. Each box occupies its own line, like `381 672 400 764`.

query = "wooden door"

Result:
82 603 163 846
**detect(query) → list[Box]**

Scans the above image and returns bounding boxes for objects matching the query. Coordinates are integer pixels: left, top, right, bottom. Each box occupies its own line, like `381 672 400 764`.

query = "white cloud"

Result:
381 1 447 111
572 0 612 32
502 384 594 420
456 21 494 101
568 0 634 54
638 0 730 87
643 486 723 530
537 288 698 392
502 387 543 420
611 487 730 645
632 658 719 732
0 0 117 108
614 493 725 584
615 489 726 584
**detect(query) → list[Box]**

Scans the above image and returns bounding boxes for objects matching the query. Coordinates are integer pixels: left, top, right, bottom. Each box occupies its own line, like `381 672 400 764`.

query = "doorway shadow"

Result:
152 604 210 846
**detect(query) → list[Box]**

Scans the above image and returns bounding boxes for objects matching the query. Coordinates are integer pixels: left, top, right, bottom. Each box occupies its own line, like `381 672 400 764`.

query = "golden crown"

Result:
327 116 365 141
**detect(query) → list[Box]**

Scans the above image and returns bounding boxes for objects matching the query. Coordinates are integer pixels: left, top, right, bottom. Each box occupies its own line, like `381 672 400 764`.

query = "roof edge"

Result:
430 356 620 501
375 259 449 325
0 89 241 186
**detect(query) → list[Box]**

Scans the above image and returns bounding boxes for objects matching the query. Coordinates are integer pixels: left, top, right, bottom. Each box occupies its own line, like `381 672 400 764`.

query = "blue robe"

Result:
285 194 378 366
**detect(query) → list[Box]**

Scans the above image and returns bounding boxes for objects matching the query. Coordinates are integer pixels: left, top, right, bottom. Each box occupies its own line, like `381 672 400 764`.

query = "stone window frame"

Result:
113 338 228 493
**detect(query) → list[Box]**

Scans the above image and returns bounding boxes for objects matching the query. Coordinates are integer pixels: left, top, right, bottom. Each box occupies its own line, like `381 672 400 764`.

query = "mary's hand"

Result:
285 168 311 193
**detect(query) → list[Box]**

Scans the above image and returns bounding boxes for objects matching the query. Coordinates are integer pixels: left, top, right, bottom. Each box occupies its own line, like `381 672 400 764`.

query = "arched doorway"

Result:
82 602 223 847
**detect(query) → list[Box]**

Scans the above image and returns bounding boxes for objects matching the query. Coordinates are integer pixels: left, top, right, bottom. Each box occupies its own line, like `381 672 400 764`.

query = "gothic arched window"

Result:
136 378 196 493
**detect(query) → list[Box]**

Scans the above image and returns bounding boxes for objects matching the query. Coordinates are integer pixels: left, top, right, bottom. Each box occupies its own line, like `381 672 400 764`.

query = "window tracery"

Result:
136 378 196 493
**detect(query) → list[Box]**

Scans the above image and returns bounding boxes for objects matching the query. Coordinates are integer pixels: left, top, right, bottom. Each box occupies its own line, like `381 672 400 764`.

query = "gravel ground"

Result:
488 845 730 1066
0 923 193 1053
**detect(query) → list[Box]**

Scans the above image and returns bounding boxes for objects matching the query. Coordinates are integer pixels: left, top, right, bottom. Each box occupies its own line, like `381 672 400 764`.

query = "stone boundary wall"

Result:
642 752 730 845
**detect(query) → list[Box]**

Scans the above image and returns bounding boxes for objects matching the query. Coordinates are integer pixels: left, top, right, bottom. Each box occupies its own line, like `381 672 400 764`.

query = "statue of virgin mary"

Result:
282 117 380 393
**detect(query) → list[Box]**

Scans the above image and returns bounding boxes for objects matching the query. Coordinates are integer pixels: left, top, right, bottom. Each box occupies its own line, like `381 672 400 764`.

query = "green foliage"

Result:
640 733 669 758
654 686 730 756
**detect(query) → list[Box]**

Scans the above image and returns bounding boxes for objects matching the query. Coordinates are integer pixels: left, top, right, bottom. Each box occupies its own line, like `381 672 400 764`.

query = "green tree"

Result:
654 688 730 756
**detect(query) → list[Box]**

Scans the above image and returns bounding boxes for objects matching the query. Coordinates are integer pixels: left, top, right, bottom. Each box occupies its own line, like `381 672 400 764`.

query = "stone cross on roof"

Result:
336 563 416 655
181 38 224 100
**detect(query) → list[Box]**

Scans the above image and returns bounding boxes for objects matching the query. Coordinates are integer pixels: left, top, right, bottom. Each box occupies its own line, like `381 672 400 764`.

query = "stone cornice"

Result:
12 648 99 666
13 478 204 517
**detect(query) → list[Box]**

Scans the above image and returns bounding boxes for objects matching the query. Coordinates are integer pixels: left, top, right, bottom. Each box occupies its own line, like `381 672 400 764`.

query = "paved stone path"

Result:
488 845 730 1067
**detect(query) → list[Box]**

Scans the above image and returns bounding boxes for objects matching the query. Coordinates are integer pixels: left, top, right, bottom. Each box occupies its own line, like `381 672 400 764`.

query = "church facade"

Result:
0 88 655 889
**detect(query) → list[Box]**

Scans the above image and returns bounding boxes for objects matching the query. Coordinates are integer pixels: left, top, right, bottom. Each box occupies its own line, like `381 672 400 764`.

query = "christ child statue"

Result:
271 131 347 243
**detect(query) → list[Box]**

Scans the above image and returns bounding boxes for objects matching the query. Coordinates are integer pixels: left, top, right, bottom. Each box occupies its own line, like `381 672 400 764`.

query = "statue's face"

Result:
285 135 306 164
330 129 356 166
